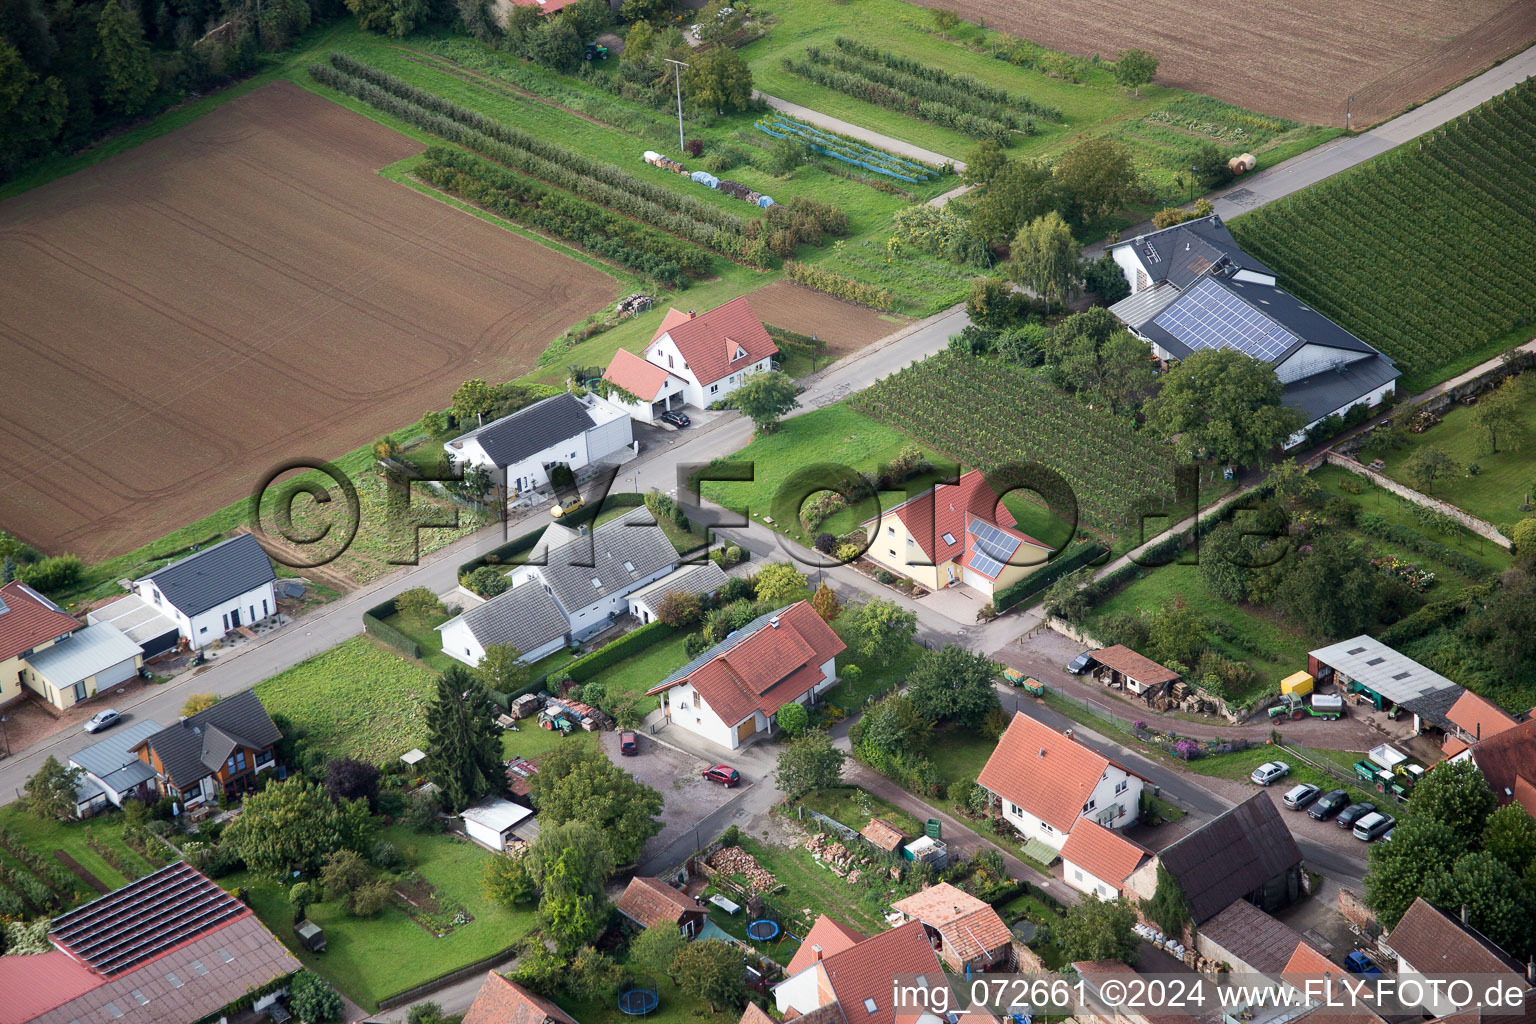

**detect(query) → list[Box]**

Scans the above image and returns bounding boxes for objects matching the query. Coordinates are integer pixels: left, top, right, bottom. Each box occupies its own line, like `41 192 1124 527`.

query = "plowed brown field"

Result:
0 81 617 561
746 280 909 357
909 0 1536 127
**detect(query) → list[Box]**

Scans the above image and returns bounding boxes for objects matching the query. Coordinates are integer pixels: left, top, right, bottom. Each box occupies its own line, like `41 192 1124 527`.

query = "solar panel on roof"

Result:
1153 278 1297 363
967 520 1022 577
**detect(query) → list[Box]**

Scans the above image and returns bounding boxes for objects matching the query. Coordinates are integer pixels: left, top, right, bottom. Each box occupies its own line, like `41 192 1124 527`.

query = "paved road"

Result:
755 92 964 170
1088 43 1536 254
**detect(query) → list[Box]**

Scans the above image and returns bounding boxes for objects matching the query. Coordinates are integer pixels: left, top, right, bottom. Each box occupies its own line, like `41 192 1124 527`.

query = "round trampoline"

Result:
618 979 660 1016
747 919 780 942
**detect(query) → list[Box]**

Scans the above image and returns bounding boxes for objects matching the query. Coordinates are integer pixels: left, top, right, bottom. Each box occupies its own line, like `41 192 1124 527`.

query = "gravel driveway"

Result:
600 730 741 865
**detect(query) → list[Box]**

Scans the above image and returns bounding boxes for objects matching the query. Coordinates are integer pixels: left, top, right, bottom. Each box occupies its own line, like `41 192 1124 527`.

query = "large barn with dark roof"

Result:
1108 215 1399 448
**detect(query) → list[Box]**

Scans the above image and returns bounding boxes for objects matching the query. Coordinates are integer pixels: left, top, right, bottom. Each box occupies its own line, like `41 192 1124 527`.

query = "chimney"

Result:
1063 728 1074 739
1526 959 1534 984
1461 904 1470 925
688 310 697 319
812 944 823 961
770 616 780 629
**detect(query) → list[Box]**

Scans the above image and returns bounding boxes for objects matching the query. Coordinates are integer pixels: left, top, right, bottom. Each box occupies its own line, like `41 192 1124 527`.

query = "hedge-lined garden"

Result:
784 260 895 310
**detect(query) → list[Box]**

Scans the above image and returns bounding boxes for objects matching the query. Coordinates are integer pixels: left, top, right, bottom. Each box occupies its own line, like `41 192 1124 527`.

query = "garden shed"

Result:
461 797 538 852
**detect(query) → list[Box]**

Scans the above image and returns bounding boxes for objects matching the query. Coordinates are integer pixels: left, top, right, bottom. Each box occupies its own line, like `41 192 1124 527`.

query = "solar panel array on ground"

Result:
1154 277 1298 362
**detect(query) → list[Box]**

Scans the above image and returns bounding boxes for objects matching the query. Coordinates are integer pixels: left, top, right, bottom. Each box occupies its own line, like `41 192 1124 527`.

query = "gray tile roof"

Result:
1108 215 1274 284
1281 350 1401 423
448 582 569 656
139 534 276 618
25 623 141 686
71 720 163 796
537 507 677 614
451 393 597 468
1156 793 1301 924
627 561 730 611
137 690 280 787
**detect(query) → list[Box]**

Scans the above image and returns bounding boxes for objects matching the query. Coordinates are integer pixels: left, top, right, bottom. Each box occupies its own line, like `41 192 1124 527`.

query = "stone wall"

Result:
1323 452 1512 548
1338 887 1381 941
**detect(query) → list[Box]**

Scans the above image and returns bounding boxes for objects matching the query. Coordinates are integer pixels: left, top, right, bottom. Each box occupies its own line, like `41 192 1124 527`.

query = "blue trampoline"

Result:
747 919 779 942
618 978 659 1016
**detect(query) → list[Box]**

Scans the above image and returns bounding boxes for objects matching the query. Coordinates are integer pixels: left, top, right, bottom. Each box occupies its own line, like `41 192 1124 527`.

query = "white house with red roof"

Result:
601 296 778 416
773 919 947 1024
1059 819 1152 899
978 712 1144 852
859 470 1052 599
645 600 844 750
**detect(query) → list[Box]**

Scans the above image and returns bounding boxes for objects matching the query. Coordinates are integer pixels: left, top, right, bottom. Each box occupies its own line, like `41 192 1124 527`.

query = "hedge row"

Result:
781 58 1015 145
310 60 770 267
811 44 1040 133
832 36 1061 121
417 147 709 283
563 620 677 684
363 596 421 659
784 260 895 310
995 540 1110 611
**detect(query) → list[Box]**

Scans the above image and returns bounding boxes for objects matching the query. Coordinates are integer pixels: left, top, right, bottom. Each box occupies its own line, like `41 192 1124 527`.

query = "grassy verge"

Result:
381 607 457 673
798 785 923 835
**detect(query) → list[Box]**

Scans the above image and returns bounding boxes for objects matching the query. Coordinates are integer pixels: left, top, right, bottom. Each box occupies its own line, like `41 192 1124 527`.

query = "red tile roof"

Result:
786 915 867 977
0 581 79 663
978 712 1128 832
604 347 682 402
860 817 906 852
891 882 1012 963
819 920 944 1024
463 972 580 1024
869 471 1049 568
1447 690 1517 742
1058 819 1150 890
615 876 703 930
0 950 102 1024
1091 645 1181 687
655 296 777 386
1388 898 1526 980
1441 735 1470 758
647 601 845 727
739 1004 778 1024
1283 939 1338 979
1469 718 1536 809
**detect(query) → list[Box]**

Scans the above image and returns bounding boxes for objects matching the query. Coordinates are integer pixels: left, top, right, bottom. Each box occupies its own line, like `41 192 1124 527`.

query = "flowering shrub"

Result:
1373 555 1436 592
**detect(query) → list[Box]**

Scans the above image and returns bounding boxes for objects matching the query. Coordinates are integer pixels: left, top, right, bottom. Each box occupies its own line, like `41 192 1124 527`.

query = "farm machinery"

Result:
1268 692 1345 720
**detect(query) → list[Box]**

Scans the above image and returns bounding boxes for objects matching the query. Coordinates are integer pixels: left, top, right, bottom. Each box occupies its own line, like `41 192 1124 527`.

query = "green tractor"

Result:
584 41 609 60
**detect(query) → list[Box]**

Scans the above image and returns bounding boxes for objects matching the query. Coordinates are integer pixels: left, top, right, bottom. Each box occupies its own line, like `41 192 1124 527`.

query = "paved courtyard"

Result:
600 728 743 867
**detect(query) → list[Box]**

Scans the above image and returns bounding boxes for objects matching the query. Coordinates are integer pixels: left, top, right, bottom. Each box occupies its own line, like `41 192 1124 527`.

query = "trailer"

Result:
1268 693 1343 720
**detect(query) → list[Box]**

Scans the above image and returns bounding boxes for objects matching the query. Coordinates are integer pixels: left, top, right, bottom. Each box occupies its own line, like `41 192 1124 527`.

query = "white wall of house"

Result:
774 964 829 1017
1393 957 1469 1017
1111 246 1149 295
585 413 635 463
1284 378 1398 449
1000 801 1069 851
438 616 568 670
646 333 770 409
464 818 510 852
664 656 839 751
137 580 276 649
514 563 674 640
997 767 1142 850
1063 860 1122 900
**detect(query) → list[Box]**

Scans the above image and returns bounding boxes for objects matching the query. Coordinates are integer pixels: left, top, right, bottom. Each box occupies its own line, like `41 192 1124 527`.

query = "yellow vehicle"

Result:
551 495 585 518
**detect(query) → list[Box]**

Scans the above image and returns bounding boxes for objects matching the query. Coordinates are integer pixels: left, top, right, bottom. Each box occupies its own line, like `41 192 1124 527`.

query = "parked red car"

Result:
702 764 741 787
620 731 638 756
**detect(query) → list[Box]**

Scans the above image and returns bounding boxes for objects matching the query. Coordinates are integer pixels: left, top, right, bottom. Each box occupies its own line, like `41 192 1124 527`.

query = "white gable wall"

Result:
663 654 839 752
1112 246 1150 295
994 764 1142 851
646 333 771 409
137 579 276 649
774 963 829 1017
1284 377 1398 449
1275 344 1373 385
1063 860 1122 900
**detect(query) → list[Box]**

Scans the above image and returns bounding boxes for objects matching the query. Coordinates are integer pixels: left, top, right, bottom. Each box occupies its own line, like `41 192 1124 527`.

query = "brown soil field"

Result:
0 81 617 562
910 0 1536 127
746 280 909 357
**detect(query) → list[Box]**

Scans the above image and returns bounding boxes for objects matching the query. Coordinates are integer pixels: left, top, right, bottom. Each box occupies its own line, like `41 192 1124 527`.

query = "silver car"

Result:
84 709 122 733
1250 761 1291 786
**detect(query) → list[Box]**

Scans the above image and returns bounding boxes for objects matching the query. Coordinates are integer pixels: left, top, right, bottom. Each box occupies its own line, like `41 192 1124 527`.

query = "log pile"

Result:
710 846 778 893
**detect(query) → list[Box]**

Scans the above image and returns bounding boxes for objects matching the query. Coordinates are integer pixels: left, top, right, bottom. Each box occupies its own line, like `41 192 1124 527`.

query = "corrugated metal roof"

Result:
1309 635 1461 705
139 534 275 618
26 623 140 687
1108 282 1180 329
86 595 180 648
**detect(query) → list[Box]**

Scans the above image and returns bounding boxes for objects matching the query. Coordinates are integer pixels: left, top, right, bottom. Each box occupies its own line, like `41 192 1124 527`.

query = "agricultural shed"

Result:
1091 644 1180 697
890 882 1010 972
1308 635 1463 732
1196 898 1306 978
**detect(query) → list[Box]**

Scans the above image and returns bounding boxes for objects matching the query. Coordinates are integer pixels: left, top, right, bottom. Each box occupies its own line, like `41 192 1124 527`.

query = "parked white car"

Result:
1250 761 1291 786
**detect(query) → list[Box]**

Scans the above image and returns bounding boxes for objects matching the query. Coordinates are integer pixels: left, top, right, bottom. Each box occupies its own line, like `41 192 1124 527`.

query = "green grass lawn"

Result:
1180 744 1377 808
798 785 923 836
822 622 926 711
256 636 439 763
1370 385 1536 533
229 825 534 1011
920 724 1000 818
715 835 890 935
382 607 457 673
573 633 697 713
1084 564 1314 706
0 804 138 898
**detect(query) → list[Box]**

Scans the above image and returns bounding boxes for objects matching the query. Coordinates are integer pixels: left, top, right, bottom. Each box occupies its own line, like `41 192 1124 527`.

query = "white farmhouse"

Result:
443 392 634 497
1106 215 1400 448
977 712 1144 853
132 533 277 650
600 296 778 415
645 600 844 751
506 507 678 640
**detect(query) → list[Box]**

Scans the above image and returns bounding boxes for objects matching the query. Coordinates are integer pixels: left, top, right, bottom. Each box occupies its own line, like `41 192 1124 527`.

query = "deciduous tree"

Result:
670 939 746 1012
905 645 1000 728
732 370 800 433
477 643 530 695
483 852 537 906
810 581 842 622
395 586 443 618
24 756 83 821
226 779 373 877
774 729 844 797
1007 211 1079 312
630 920 687 980
94 0 153 116
452 378 497 427
1061 894 1140 963
529 745 663 864
324 758 381 810
656 590 702 627
684 44 752 113
776 701 810 736
1144 348 1302 468
970 159 1063 245
841 597 917 664
962 139 1007 185
1113 49 1158 95
290 970 343 1024
1481 804 1536 872
754 561 808 604
527 820 615 953
566 946 623 1001
1054 139 1141 222
1471 375 1527 455
1403 444 1458 495
1409 758 1497 833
